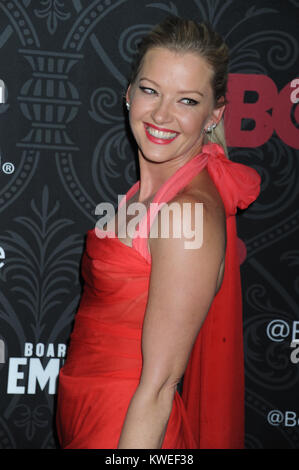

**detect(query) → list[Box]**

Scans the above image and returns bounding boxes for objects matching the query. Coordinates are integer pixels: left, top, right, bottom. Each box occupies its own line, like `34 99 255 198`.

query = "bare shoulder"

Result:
148 186 227 294
149 186 226 255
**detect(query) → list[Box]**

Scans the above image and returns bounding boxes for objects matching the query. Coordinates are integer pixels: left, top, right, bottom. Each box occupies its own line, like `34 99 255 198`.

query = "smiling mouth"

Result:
144 122 179 142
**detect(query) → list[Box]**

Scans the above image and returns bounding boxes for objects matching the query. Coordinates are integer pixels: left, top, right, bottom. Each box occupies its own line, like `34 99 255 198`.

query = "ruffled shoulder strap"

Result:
202 143 261 217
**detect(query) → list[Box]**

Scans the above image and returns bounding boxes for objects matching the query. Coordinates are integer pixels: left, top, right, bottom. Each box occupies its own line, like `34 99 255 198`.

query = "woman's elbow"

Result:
138 374 181 412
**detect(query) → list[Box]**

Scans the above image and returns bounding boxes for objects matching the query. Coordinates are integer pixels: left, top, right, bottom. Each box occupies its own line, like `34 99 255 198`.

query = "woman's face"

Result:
127 47 224 164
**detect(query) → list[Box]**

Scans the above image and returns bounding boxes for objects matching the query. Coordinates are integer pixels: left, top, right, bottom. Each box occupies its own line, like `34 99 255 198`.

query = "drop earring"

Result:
126 102 130 111
204 122 217 133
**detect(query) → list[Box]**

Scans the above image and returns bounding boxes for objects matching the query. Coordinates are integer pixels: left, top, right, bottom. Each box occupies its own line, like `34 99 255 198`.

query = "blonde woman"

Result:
56 16 261 449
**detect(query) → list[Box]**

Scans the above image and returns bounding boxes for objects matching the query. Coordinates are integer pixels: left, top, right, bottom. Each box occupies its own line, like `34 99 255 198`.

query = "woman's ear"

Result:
211 103 225 126
204 104 225 131
126 85 132 105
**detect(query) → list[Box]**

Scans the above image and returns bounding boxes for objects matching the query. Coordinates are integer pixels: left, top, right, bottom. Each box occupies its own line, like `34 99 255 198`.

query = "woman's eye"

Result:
139 86 156 95
181 98 198 106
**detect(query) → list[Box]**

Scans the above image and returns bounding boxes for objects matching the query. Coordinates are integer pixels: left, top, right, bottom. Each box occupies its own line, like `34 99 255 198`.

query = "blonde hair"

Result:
130 16 230 157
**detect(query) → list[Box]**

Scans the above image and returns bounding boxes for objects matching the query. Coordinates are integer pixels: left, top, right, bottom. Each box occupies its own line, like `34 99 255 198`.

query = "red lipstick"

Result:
143 122 179 145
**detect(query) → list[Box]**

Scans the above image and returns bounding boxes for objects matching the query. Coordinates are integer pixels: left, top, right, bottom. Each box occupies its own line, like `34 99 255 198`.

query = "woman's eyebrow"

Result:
139 77 204 97
178 89 204 97
139 77 159 86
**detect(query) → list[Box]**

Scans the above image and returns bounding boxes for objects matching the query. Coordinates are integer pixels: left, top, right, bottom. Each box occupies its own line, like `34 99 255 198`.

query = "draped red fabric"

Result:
56 143 261 449
181 144 261 448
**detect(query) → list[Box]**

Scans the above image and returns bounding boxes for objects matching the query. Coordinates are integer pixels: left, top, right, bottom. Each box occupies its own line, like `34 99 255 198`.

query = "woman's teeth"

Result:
146 126 177 140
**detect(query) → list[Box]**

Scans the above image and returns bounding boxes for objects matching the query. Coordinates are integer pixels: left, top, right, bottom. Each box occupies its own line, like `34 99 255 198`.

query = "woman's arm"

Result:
117 196 226 449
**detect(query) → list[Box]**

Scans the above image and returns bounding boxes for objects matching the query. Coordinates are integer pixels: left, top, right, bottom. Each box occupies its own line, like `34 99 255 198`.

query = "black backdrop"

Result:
0 0 298 450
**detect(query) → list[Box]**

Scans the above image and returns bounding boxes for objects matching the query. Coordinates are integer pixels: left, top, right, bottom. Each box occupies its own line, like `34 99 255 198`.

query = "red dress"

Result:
56 143 261 449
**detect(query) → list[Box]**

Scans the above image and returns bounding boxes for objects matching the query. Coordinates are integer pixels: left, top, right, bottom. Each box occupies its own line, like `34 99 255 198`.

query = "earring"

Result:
205 122 217 133
126 101 130 111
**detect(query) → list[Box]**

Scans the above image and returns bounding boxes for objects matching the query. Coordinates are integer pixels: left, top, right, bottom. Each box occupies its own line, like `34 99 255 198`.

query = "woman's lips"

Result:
144 122 179 145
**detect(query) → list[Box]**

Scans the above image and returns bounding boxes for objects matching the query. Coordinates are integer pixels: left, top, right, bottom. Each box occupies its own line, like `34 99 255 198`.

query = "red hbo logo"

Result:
225 74 299 149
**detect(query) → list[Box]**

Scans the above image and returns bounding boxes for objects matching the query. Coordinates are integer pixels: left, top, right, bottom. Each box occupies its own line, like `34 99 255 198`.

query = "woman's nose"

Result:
151 98 173 125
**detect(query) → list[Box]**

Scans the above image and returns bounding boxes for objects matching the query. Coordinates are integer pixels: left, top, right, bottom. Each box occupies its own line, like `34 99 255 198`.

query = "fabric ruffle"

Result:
203 143 261 217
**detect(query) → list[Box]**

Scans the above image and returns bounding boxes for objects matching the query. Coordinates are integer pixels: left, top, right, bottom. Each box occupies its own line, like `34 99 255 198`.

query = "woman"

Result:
56 16 261 449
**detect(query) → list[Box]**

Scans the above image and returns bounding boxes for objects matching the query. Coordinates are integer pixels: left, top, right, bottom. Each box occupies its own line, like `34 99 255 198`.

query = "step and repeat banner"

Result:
0 0 298 449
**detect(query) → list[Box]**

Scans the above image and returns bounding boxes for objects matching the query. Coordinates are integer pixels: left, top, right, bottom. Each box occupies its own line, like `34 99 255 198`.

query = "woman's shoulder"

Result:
180 167 226 212
168 178 226 228
148 185 226 255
